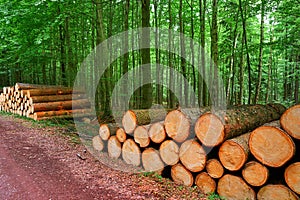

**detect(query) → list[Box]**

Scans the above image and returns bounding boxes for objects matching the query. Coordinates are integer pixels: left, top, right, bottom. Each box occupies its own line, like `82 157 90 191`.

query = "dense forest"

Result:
0 0 299 117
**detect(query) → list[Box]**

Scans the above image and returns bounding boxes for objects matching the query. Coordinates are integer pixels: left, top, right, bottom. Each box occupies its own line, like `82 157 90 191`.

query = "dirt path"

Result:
0 115 204 200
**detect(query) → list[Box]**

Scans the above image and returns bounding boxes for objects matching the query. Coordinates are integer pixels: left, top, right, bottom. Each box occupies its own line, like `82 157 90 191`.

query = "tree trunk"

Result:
26 88 82 97
159 140 179 166
33 109 92 121
142 148 164 173
280 104 300 140
242 161 269 187
15 83 63 90
107 136 122 159
195 172 216 194
179 139 206 172
134 125 150 148
205 159 224 179
148 122 166 143
217 174 256 200
122 139 141 167
195 103 286 147
284 162 300 195
257 184 299 200
171 163 194 187
29 94 86 104
249 126 295 167
218 132 250 171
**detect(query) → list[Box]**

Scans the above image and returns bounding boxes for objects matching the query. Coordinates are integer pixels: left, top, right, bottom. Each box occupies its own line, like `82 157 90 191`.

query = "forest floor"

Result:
0 113 208 200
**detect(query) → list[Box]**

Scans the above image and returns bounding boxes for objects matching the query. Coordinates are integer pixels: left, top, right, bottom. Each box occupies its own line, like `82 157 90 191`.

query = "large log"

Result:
285 162 300 195
171 163 194 187
116 128 127 143
218 133 250 171
15 83 64 90
142 148 164 173
30 99 91 113
179 139 206 172
205 159 224 179
107 136 122 159
99 124 118 141
122 109 169 134
26 88 84 97
148 122 166 143
92 135 104 152
195 172 216 194
133 125 150 148
122 139 141 167
195 104 286 147
280 104 300 140
159 140 179 166
217 174 256 200
28 94 86 104
242 161 269 187
249 126 295 167
257 184 299 200
33 109 92 121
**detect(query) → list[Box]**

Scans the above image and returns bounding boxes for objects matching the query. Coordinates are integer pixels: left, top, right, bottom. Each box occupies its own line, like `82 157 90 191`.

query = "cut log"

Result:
134 125 150 148
92 135 104 152
195 172 216 194
218 133 250 171
116 128 127 143
195 104 286 147
285 162 300 195
148 122 166 143
122 109 169 134
159 140 179 166
33 109 92 121
249 126 295 167
205 159 224 179
257 184 299 200
15 83 64 90
280 104 300 140
122 139 141 167
142 148 165 173
99 124 118 141
242 161 269 187
26 88 83 97
28 94 86 104
107 136 122 159
217 174 256 200
30 99 91 113
171 163 194 187
179 139 206 172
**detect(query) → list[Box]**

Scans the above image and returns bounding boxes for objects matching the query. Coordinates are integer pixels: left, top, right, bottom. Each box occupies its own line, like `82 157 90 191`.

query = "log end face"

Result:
99 124 110 140
149 122 166 143
122 110 137 134
159 140 179 166
134 126 150 148
257 184 299 200
92 135 104 152
142 148 164 173
285 162 300 195
171 163 194 187
242 161 269 187
195 172 216 194
280 104 300 140
206 159 224 179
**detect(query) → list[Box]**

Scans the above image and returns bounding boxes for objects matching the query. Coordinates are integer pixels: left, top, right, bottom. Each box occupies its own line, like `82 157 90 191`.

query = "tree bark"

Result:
257 184 299 200
280 104 300 140
242 161 269 187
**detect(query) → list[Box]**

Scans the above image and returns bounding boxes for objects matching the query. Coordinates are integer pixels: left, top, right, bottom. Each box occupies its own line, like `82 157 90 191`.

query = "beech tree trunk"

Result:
280 104 300 140
195 172 216 194
195 103 286 147
171 163 194 187
249 126 295 167
257 184 299 200
218 132 250 171
284 162 300 195
159 140 179 166
217 174 256 200
242 161 269 187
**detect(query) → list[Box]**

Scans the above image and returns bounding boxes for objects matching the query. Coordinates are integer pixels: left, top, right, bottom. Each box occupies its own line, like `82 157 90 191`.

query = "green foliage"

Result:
207 192 226 200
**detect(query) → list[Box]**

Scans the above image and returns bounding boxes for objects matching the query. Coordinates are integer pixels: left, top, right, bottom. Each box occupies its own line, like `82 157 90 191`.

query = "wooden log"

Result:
195 104 286 147
122 139 141 167
217 174 256 200
133 125 150 148
122 109 169 134
242 161 269 187
179 139 206 172
195 172 216 194
33 109 92 120
159 140 179 166
171 163 194 187
30 99 91 113
99 124 118 141
28 94 86 104
280 104 300 140
92 135 104 152
116 128 127 143
15 83 64 90
285 162 300 195
249 126 295 167
26 88 83 97
148 122 166 143
205 159 224 179
218 133 250 171
107 136 122 159
142 148 164 173
257 184 299 200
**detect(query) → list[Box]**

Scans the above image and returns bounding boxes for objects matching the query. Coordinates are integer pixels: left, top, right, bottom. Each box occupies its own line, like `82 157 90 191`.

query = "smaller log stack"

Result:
0 83 91 120
92 104 300 199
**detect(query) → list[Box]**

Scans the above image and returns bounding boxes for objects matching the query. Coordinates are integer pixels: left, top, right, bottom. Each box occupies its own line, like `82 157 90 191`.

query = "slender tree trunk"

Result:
123 0 130 101
189 0 196 107
238 31 245 105
58 6 66 86
254 0 265 104
266 25 273 103
295 54 299 104
168 0 175 108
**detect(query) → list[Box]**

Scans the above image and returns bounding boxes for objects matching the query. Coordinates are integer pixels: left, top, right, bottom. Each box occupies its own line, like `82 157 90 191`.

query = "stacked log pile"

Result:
93 104 300 199
0 83 91 120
